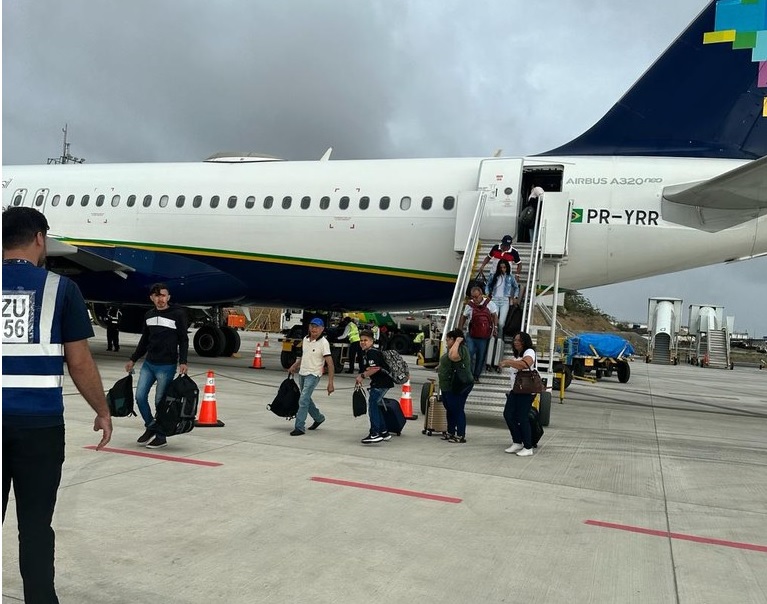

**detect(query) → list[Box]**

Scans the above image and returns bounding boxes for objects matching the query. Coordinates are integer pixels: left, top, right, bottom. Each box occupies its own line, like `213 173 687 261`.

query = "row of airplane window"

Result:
16 191 458 212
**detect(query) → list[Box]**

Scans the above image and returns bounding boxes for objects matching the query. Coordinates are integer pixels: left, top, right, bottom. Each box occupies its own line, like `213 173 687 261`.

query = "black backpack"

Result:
268 374 301 419
106 374 136 418
155 374 199 435
381 350 410 385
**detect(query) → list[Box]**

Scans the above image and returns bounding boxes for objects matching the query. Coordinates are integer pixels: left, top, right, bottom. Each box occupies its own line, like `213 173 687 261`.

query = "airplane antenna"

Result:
47 124 86 164
320 147 333 161
492 148 502 157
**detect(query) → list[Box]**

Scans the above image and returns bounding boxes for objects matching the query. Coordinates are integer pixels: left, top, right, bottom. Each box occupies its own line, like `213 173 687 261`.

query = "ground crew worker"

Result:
2 207 113 603
106 305 122 351
339 316 362 373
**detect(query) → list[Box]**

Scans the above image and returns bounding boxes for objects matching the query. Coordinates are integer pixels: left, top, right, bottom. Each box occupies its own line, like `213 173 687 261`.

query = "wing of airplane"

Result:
46 236 135 277
661 155 767 232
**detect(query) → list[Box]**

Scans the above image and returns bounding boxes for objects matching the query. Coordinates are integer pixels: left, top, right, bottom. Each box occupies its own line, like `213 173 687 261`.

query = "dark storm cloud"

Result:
4 0 764 334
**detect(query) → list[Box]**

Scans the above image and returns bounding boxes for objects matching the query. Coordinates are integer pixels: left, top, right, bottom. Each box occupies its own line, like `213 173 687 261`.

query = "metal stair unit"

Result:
705 328 731 369
442 189 573 416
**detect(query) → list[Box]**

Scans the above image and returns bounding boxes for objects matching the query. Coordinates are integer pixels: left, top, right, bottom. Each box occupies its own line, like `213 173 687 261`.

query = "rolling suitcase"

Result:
486 336 505 369
504 304 523 337
382 397 407 436
422 393 448 436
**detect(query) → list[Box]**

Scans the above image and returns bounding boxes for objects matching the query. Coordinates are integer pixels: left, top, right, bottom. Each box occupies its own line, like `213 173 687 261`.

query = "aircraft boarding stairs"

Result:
701 329 731 369
440 191 572 417
651 333 673 365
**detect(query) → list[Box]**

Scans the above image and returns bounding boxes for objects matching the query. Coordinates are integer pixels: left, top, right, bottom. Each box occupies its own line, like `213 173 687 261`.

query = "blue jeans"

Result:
3 424 65 604
442 384 473 437
135 360 176 433
295 374 325 432
367 387 390 435
504 391 534 449
466 336 490 379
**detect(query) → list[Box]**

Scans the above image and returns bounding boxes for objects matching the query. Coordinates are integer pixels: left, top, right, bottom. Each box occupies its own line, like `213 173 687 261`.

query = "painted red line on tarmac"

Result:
585 520 767 553
311 476 462 503
84 446 222 467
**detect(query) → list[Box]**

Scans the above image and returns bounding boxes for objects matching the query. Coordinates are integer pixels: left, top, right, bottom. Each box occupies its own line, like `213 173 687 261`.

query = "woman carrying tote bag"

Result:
437 328 474 443
499 331 537 456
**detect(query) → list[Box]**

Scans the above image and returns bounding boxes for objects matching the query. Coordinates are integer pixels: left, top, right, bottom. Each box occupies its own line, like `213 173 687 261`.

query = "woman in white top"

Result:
499 331 537 456
485 259 520 335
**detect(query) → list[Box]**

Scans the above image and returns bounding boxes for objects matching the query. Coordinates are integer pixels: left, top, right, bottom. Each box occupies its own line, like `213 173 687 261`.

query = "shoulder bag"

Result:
512 358 544 394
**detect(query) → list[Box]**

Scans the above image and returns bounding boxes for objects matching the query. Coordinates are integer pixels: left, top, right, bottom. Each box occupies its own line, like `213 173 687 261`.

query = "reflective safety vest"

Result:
2 270 66 416
348 321 360 343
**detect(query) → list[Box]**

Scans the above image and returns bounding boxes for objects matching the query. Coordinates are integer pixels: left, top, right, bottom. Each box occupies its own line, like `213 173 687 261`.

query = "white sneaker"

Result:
516 448 533 457
505 443 524 454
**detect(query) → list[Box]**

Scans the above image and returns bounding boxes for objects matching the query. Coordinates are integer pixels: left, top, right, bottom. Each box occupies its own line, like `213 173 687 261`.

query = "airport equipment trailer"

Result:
565 333 634 383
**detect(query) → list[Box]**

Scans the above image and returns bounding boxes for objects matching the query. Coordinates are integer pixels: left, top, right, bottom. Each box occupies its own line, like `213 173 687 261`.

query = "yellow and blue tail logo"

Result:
704 0 767 117
542 1 767 160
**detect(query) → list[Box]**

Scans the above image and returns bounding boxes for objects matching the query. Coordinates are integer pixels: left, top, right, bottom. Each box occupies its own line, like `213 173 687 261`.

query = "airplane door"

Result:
9 188 29 208
538 191 572 257
476 158 523 241
31 188 50 212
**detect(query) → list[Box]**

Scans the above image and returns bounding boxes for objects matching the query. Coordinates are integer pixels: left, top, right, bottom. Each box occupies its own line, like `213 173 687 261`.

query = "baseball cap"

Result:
309 318 324 327
501 235 513 245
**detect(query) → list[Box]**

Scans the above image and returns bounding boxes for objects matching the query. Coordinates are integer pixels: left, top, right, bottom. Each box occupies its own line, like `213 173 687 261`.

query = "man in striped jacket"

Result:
2 206 113 603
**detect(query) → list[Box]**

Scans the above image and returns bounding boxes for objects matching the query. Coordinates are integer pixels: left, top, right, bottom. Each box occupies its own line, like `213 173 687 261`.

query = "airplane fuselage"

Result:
2 154 765 310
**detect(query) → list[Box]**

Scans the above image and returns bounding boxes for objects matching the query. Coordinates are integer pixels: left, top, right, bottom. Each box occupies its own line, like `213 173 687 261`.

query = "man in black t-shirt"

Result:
355 330 394 444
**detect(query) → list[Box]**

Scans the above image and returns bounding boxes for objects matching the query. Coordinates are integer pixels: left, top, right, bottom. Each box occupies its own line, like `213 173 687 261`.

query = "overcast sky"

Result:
3 0 766 337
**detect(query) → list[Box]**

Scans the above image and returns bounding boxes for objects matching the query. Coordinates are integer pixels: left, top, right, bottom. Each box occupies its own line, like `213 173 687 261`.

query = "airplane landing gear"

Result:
192 307 243 357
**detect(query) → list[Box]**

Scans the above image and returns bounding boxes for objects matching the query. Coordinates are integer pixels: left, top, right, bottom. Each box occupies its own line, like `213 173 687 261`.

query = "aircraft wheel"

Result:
194 326 226 357
538 391 551 427
281 350 297 369
331 347 344 373
572 359 585 377
221 326 241 357
551 365 572 390
389 334 411 355
617 361 631 383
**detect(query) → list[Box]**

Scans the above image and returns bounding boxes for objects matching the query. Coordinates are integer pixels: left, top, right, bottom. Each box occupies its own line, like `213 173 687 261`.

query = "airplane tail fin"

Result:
540 1 767 160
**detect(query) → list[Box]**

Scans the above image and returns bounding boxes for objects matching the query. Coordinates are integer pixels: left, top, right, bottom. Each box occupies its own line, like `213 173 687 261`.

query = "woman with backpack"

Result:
437 329 474 443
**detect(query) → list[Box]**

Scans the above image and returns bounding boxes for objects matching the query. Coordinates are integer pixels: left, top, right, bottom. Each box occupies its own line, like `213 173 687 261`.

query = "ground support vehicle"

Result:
565 333 634 383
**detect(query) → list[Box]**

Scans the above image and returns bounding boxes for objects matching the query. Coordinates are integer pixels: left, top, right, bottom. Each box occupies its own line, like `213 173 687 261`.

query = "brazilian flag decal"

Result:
571 208 583 223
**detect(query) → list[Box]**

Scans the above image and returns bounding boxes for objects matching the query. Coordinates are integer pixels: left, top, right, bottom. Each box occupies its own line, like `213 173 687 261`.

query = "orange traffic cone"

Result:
195 370 225 427
263 333 270 348
251 342 263 369
399 379 417 420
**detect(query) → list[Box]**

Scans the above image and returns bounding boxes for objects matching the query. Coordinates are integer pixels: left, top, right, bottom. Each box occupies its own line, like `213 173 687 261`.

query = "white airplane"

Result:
3 0 767 357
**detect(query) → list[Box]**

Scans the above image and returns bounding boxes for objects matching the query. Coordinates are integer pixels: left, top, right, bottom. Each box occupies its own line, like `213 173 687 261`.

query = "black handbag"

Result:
512 358 544 394
450 363 474 394
352 385 367 417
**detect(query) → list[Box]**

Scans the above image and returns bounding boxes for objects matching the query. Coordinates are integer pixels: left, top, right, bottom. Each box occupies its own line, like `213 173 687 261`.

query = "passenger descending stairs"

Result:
442 190 572 415
705 329 731 369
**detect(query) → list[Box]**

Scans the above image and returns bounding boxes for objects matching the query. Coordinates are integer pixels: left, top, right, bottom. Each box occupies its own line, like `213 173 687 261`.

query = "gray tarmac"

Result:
3 329 767 604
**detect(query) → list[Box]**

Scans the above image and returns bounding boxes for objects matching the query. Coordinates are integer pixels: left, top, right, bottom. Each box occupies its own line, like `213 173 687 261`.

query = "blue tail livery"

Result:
542 0 767 159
